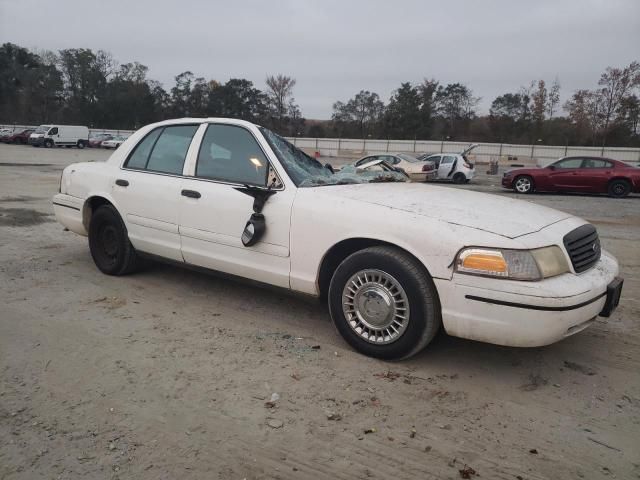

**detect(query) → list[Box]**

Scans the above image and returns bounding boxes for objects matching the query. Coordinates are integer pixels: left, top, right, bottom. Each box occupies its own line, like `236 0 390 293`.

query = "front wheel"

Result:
89 205 142 275
44 139 54 148
328 246 441 360
513 175 534 194
607 179 630 198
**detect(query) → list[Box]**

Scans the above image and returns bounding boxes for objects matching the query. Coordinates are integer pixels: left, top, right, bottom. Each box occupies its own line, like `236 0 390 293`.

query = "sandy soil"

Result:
1 143 639 479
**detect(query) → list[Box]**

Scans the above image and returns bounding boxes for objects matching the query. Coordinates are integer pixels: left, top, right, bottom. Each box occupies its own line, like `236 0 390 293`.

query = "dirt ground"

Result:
1 143 639 480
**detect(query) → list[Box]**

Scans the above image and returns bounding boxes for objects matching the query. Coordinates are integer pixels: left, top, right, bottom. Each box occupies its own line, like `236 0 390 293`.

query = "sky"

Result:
1 0 639 119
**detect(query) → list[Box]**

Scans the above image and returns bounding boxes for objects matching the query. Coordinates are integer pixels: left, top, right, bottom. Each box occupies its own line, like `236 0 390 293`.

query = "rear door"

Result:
178 123 294 288
111 124 200 261
576 158 615 193
438 155 457 179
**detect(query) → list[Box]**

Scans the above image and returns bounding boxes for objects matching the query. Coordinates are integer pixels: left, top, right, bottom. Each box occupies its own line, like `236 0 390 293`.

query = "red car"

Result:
2 128 34 144
502 156 640 198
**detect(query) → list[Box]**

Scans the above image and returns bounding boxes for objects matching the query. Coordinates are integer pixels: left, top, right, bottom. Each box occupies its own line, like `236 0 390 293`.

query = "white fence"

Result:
288 137 640 166
3 123 639 166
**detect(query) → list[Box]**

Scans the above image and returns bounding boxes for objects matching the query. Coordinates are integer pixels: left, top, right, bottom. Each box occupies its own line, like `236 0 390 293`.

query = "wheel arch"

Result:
82 195 117 231
316 237 435 300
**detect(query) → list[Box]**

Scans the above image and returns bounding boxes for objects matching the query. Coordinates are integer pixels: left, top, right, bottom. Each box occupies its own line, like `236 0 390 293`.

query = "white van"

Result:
29 125 89 149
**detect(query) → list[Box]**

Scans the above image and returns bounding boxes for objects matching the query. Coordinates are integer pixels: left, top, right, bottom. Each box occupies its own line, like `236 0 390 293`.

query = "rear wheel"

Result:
607 179 630 198
452 172 466 184
514 175 534 194
328 246 441 360
77 140 86 149
89 205 141 275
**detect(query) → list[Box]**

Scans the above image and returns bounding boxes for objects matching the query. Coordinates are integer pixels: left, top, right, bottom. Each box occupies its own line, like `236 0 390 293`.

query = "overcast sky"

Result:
1 0 639 119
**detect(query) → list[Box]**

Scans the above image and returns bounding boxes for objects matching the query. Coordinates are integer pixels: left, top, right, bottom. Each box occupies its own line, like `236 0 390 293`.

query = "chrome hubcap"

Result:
342 269 410 344
515 177 531 192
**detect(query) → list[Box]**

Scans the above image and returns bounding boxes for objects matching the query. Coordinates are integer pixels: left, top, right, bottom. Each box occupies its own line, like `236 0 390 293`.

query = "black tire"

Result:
89 205 141 275
513 175 534 194
328 246 441 360
607 179 631 198
77 140 86 149
44 139 54 148
452 172 466 184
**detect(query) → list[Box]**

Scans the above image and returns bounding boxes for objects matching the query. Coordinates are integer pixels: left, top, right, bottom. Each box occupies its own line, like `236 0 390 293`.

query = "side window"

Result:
195 124 269 186
146 125 198 175
125 128 162 169
427 155 441 167
48 127 58 135
356 156 374 167
583 158 612 168
442 155 455 164
555 158 583 169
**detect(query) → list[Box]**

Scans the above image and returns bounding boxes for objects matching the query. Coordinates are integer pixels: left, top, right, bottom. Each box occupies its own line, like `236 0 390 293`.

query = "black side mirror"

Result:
548 165 555 170
324 163 334 173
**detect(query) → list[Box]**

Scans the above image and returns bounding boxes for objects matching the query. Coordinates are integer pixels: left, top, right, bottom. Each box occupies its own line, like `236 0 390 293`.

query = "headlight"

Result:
455 246 569 280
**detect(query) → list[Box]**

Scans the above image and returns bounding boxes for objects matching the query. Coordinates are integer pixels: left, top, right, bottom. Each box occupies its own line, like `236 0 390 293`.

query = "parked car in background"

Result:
354 153 436 181
2 128 35 144
52 118 622 360
101 135 128 149
89 134 113 148
418 144 477 183
29 125 89 148
502 156 640 198
0 128 12 140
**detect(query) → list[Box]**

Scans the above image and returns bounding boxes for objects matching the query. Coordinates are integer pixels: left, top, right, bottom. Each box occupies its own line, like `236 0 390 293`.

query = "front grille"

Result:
563 224 601 273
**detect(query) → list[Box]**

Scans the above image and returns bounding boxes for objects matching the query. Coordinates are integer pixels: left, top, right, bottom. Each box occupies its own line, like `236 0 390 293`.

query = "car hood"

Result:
324 182 573 239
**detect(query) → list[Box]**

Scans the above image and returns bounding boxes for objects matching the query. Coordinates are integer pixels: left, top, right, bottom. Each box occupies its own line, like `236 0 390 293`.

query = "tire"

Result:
77 140 86 149
607 179 631 198
452 172 466 184
88 205 141 275
513 175 534 194
44 139 54 148
328 246 441 360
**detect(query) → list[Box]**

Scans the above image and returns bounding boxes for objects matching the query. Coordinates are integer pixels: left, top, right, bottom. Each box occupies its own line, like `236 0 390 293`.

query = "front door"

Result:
111 124 200 261
547 157 586 191
178 123 294 288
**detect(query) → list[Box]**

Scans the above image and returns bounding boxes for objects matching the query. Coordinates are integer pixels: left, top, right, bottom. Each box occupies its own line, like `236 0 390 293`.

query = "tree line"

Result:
0 42 638 147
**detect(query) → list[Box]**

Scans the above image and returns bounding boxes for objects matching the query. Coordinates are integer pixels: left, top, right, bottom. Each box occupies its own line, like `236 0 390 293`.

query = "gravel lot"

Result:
1 143 639 479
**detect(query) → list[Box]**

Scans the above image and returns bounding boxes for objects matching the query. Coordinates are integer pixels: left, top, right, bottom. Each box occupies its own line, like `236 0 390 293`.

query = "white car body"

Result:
52 118 621 356
0 128 12 138
29 124 89 148
421 144 477 183
101 136 128 149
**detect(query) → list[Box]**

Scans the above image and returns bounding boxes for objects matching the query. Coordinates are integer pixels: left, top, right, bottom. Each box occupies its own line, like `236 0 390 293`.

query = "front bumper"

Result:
29 137 45 146
501 176 512 188
434 250 620 347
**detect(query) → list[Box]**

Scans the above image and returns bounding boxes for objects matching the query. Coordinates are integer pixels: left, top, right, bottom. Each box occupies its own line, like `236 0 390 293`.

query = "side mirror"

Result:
548 165 555 170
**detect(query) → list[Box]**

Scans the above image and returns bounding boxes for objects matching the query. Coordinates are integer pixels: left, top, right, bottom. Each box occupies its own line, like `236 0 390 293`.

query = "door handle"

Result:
115 179 129 187
181 189 201 199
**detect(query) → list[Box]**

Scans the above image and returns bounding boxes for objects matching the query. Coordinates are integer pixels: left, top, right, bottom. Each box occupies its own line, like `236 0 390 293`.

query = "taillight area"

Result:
422 164 434 172
464 162 474 169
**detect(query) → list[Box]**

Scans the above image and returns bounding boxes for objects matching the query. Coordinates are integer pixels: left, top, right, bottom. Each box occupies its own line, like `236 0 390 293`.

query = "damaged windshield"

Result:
260 128 407 187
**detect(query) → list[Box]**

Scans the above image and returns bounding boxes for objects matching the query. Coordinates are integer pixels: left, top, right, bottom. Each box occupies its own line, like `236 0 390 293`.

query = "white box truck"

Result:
29 125 89 149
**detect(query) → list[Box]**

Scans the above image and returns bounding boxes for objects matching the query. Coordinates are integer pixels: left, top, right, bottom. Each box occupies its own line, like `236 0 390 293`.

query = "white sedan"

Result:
101 135 128 149
355 153 436 182
52 118 623 360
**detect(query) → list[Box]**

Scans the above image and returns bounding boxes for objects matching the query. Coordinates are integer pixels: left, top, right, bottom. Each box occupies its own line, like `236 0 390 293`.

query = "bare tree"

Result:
265 74 296 129
546 77 560 118
597 61 640 145
531 80 547 126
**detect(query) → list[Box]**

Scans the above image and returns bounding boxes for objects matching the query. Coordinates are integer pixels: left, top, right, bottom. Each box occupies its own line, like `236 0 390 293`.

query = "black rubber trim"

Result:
53 202 80 211
465 291 607 312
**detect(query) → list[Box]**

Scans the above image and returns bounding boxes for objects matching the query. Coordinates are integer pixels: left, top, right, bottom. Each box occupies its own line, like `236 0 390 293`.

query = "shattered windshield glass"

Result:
260 128 408 187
